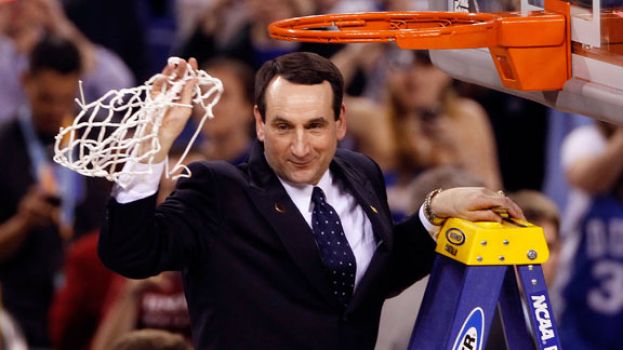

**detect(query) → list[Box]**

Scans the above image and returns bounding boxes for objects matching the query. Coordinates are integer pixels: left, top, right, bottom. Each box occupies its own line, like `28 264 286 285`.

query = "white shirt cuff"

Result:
112 160 166 203
419 204 441 242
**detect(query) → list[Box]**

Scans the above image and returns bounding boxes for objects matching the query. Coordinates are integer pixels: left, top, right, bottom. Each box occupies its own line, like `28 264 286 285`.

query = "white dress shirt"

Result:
113 160 441 289
277 170 376 289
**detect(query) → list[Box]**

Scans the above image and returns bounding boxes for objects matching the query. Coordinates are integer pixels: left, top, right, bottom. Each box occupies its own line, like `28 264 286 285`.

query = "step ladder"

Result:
409 218 562 350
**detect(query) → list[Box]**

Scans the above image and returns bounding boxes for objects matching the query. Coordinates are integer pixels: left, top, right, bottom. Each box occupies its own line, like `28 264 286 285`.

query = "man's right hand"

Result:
147 58 199 163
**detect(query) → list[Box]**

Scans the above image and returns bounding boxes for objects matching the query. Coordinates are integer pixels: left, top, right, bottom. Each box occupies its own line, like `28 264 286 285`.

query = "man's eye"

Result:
308 123 323 129
276 124 290 130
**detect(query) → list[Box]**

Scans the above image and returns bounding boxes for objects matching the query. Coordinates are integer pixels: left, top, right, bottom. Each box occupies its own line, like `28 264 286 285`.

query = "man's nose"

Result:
48 106 68 123
291 129 309 157
48 99 71 116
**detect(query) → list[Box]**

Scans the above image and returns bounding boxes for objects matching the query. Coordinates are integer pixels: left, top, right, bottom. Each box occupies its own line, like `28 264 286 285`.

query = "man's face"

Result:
22 69 79 138
387 56 451 112
201 66 252 137
254 77 346 186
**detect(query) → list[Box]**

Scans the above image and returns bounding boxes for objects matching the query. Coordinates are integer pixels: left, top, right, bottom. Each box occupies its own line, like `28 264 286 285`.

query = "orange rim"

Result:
269 9 572 91
269 12 500 48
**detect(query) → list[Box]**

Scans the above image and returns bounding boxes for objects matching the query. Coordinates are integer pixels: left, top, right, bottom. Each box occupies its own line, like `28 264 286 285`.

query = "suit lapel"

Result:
330 155 393 250
247 143 395 310
246 142 340 308
330 155 394 311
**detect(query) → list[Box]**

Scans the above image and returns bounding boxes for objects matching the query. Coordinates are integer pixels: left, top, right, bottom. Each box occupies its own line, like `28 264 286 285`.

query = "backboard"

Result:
429 0 623 123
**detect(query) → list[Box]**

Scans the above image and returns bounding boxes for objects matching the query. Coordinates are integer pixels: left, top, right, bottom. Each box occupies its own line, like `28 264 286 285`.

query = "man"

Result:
0 0 134 121
195 57 255 164
99 52 523 349
557 121 623 350
0 35 110 348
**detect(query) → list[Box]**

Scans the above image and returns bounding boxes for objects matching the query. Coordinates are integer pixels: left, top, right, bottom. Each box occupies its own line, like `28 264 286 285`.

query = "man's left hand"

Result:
431 187 525 223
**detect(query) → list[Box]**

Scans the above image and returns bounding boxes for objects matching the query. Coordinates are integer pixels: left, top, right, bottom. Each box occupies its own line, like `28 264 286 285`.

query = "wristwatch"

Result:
423 188 445 226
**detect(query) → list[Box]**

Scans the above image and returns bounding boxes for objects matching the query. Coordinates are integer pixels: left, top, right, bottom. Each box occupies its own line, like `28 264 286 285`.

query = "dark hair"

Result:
508 190 560 235
203 57 255 104
29 35 82 75
254 52 344 121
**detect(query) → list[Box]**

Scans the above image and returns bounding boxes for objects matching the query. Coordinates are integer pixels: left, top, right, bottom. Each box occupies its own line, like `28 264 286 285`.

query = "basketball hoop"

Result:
269 12 499 49
268 3 572 91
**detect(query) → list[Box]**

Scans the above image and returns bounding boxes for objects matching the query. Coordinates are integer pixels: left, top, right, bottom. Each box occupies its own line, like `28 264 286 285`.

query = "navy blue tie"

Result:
311 187 357 306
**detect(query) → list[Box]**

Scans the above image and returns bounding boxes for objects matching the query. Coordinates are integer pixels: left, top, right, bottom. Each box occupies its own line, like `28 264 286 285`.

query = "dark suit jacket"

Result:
99 142 436 349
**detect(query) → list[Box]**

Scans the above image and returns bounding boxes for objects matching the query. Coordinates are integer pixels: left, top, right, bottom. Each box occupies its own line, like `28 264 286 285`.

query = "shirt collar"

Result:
278 170 333 214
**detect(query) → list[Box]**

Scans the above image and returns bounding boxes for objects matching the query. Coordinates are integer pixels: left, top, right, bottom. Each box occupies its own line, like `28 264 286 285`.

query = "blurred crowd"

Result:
0 0 621 349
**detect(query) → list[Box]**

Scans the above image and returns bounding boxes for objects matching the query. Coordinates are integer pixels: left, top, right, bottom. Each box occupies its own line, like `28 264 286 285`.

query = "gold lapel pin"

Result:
370 205 378 214
274 202 286 213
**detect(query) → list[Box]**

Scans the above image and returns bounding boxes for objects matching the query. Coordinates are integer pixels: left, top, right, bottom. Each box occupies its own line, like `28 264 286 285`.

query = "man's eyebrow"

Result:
270 116 292 124
305 117 328 125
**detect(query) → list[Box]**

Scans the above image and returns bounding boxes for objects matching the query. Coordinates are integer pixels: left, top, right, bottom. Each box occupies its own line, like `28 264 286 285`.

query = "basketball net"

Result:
53 57 223 188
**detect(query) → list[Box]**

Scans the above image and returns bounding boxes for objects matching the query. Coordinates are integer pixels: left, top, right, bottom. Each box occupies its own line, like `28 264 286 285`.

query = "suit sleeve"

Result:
99 162 221 278
385 213 437 298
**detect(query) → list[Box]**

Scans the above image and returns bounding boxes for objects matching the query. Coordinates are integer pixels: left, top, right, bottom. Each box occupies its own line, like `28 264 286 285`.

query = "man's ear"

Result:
336 104 347 140
253 106 265 142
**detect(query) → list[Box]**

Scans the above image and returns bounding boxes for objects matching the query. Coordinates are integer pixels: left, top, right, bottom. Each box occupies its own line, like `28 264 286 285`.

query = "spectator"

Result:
176 0 342 70
454 83 548 192
0 0 134 121
542 111 593 215
0 35 110 348
194 57 255 164
556 121 623 350
343 50 500 220
92 272 191 350
48 231 116 350
62 0 150 81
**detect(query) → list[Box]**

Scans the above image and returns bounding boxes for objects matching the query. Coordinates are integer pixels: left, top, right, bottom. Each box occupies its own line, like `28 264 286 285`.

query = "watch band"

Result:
424 188 445 226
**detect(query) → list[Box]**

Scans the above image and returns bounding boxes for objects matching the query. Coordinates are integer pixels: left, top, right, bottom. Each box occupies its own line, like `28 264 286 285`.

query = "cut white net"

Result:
53 57 223 188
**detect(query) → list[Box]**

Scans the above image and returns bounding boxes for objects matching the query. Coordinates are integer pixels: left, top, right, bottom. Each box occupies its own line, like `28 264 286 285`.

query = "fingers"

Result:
151 59 191 99
171 58 198 107
189 57 198 71
434 187 526 223
180 76 198 103
500 196 525 220
175 58 187 80
152 58 198 97
150 72 170 99
464 210 504 223
483 190 526 221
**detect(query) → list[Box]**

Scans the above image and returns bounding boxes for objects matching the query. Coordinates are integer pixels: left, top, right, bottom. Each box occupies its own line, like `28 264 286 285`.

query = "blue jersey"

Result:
560 195 623 350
